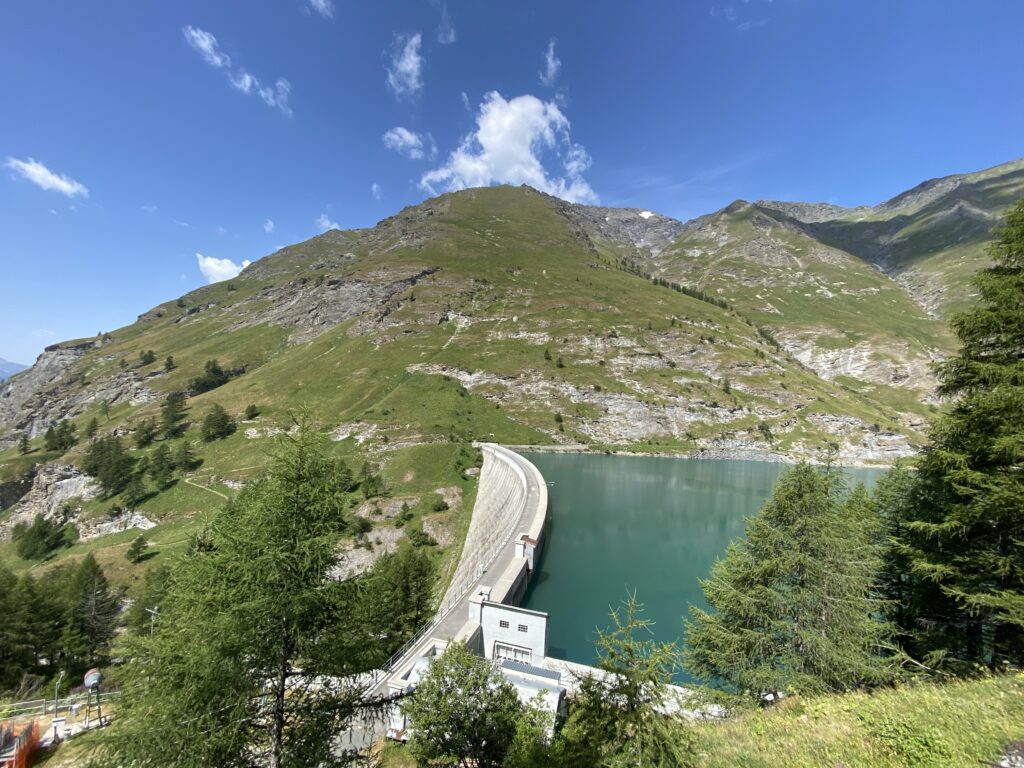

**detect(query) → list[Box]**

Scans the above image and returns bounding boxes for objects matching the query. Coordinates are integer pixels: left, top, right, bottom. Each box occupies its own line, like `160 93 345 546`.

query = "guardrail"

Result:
0 692 119 723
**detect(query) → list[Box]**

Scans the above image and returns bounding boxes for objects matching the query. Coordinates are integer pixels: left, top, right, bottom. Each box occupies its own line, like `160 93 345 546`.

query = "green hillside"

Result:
0 168 1018 593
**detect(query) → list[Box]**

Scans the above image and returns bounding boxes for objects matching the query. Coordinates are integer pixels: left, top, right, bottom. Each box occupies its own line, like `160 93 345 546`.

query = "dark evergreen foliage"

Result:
889 198 1024 669
200 403 236 442
82 435 136 497
160 391 187 439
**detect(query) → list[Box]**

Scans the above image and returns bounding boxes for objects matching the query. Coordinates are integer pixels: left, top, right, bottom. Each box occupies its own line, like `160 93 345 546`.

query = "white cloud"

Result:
215 224 228 235
460 91 471 112
420 91 597 204
183 26 231 68
436 1 456 44
174 219 190 228
33 329 56 338
196 253 251 284
309 0 334 19
264 218 275 233
371 183 382 200
539 39 561 87
382 126 434 160
183 25 292 116
385 32 424 99
316 213 340 232
141 204 158 213
4 157 88 198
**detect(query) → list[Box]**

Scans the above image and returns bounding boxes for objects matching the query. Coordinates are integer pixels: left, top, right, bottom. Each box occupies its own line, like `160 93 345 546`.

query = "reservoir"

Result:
520 452 884 681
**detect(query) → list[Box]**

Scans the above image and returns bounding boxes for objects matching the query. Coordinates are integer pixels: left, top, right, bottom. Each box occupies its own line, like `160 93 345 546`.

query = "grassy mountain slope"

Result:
0 185 948 588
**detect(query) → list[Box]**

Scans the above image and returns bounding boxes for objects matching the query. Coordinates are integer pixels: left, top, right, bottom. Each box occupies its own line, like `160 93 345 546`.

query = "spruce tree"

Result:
895 199 1024 668
686 464 893 700
17 433 29 454
85 416 99 440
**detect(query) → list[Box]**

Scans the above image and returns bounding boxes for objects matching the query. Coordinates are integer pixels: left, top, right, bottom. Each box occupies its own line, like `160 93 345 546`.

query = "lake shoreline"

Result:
505 443 904 470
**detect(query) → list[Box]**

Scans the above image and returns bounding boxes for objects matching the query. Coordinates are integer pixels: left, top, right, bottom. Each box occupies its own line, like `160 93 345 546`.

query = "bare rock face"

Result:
0 463 99 540
0 341 94 436
0 343 154 448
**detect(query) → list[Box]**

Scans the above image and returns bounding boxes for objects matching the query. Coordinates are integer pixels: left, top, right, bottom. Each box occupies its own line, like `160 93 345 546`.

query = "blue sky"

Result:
2 1 1023 364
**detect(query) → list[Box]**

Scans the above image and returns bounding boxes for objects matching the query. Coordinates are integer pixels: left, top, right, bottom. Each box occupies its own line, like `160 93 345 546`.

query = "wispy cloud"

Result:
141 204 158 213
435 1 456 44
183 25 292 116
196 253 250 284
382 126 434 160
264 218 275 233
385 32 424 99
309 0 334 19
183 26 231 68
539 39 561 87
371 183 382 200
33 328 56 338
710 3 770 32
316 213 340 232
5 157 88 198
421 91 597 204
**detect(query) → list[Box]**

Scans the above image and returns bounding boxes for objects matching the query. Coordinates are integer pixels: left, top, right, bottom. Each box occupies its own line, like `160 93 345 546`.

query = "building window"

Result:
518 624 528 633
499 620 509 629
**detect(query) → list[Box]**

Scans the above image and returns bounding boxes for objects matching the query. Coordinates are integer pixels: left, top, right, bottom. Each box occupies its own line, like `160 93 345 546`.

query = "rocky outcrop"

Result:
0 463 99 540
0 341 95 436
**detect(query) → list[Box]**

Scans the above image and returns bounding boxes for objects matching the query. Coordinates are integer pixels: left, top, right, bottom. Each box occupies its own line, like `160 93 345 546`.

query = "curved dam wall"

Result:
440 444 548 614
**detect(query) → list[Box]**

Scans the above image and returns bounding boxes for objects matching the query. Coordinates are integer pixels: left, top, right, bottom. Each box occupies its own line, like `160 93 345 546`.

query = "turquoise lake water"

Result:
520 452 884 681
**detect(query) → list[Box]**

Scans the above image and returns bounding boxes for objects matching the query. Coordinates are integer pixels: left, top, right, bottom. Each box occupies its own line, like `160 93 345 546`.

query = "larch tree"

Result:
98 422 390 768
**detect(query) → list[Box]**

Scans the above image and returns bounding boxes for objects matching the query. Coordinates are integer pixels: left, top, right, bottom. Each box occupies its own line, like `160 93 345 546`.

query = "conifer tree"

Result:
85 416 99 440
200 403 236 442
171 440 198 472
148 443 174 488
686 464 893 700
134 417 158 448
62 553 119 669
122 473 148 509
99 423 383 768
557 595 695 768
160 392 187 439
17 433 29 454
894 198 1024 668
126 534 149 564
82 435 135 496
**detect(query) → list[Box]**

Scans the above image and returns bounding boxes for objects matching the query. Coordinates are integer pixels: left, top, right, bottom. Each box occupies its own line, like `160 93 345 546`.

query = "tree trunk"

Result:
270 619 292 768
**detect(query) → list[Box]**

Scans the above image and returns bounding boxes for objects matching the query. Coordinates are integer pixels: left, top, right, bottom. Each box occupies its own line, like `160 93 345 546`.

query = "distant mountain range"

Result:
1 157 1022 578
0 359 27 383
